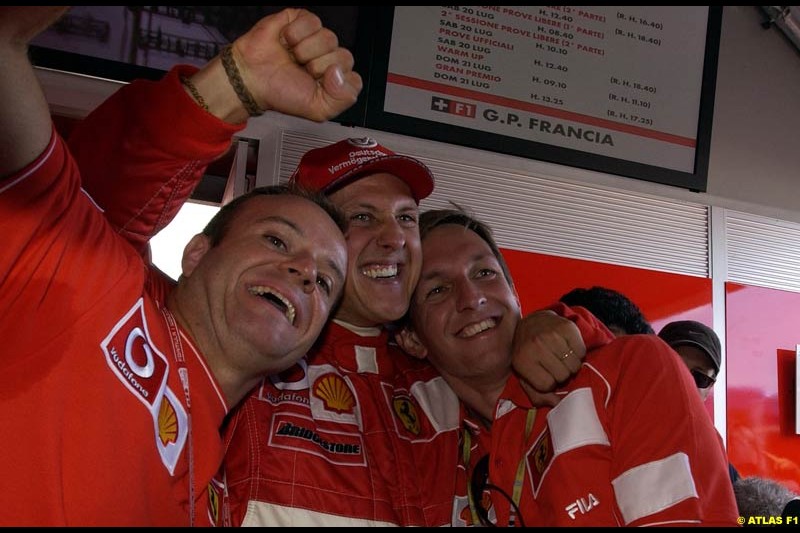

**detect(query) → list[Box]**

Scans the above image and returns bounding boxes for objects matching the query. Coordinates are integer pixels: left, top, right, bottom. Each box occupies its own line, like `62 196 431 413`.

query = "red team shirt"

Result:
219 321 461 526
68 65 242 256
455 318 739 527
217 308 615 527
0 133 228 525
1 67 243 526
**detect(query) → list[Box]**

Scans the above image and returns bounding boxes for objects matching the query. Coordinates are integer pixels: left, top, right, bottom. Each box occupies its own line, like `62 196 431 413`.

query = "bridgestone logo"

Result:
276 422 361 455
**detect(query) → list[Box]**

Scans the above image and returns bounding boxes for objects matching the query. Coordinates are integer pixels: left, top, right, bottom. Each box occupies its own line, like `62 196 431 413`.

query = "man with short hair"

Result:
0 7 356 526
734 476 800 523
399 207 739 526
560 286 654 336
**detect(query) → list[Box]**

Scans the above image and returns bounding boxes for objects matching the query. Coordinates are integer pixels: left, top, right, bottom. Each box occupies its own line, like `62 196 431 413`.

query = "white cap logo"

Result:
347 137 378 148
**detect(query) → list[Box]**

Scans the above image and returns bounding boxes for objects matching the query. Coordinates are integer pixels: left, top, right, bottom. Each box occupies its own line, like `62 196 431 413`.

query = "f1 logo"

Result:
431 96 476 118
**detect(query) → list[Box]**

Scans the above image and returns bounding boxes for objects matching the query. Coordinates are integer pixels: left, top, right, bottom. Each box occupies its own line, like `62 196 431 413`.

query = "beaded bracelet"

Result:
220 44 265 117
180 75 209 112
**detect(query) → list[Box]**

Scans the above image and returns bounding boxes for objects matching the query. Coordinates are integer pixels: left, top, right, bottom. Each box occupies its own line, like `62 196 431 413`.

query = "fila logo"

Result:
565 493 599 519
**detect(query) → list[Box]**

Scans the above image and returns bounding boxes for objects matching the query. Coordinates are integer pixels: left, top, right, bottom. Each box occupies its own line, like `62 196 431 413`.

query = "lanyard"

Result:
463 407 536 527
509 408 537 526
161 306 195 527
463 428 481 526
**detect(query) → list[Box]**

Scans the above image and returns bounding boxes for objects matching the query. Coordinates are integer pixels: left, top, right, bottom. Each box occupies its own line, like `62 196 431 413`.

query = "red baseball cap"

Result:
289 137 434 203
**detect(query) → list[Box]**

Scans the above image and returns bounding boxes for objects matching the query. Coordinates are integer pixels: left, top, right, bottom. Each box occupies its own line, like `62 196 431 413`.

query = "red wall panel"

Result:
503 248 712 329
726 282 800 492
502 248 716 417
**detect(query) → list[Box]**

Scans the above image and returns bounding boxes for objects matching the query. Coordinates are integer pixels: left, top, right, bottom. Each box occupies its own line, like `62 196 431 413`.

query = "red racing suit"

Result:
217 321 462 526
456 326 740 526
0 132 229 526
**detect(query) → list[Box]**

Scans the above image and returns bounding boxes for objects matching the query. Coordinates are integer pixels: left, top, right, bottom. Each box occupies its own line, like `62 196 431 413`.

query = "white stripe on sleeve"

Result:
548 387 610 456
612 452 698 525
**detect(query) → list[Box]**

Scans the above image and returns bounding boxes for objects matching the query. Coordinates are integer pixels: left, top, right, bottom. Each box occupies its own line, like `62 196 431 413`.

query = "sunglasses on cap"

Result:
691 368 716 389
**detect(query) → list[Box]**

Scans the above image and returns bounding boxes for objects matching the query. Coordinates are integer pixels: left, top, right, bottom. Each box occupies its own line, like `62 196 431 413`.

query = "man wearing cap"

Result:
659 320 741 484
658 320 721 403
217 136 455 527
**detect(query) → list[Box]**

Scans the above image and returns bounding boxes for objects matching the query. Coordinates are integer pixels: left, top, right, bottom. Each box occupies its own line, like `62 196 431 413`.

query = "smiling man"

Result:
169 190 348 399
399 207 739 526
0 7 356 527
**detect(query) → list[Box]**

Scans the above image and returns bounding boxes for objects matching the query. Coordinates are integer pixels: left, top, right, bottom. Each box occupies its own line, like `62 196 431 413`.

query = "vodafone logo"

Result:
101 298 187 474
102 299 168 407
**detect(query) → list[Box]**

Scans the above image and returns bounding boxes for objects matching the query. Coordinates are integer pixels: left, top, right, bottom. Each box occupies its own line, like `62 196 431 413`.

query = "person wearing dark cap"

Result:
658 320 721 402
659 320 741 484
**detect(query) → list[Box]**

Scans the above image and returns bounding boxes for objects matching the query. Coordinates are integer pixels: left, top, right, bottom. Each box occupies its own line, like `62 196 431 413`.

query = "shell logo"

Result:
313 373 355 413
158 397 179 446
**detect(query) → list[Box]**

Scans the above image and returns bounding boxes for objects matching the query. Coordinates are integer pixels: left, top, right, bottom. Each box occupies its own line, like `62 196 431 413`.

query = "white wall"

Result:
706 6 800 222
